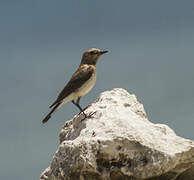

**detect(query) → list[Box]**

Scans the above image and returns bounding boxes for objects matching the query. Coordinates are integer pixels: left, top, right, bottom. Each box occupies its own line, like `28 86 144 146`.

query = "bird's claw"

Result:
81 111 97 121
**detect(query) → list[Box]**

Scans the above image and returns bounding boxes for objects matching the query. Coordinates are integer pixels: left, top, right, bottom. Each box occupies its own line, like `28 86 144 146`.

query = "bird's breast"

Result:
76 71 96 97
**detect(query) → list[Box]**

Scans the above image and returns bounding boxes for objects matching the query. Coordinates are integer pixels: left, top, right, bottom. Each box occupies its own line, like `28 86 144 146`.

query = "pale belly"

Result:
75 73 96 98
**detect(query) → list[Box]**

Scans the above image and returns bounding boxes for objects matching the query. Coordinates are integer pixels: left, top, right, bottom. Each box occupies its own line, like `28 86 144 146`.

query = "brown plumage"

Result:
49 65 95 108
42 48 108 124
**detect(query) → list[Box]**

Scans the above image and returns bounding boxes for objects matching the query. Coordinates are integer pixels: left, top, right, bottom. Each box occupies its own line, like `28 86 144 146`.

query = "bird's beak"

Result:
99 50 108 55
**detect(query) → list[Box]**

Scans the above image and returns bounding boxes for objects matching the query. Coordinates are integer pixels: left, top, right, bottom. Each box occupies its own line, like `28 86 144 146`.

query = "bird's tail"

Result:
42 103 61 124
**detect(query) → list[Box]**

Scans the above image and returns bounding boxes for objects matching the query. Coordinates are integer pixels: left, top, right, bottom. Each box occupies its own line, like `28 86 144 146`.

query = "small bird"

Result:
42 48 108 123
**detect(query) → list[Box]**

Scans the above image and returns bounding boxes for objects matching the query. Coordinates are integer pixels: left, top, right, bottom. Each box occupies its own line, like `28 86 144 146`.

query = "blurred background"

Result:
1 0 194 179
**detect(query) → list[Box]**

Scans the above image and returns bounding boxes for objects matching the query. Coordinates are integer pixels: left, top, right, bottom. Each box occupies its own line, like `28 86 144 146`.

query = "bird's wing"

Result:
49 65 94 108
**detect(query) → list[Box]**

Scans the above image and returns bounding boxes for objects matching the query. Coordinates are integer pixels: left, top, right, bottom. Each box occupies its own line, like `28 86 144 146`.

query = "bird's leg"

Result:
77 97 97 119
76 97 81 105
72 97 96 120
72 99 87 118
77 97 92 111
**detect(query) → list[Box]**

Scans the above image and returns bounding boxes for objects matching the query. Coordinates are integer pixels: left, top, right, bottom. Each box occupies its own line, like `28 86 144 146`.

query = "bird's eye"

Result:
90 51 96 54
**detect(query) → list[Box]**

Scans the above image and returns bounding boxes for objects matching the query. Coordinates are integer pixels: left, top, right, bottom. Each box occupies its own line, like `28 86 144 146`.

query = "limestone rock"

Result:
40 88 194 180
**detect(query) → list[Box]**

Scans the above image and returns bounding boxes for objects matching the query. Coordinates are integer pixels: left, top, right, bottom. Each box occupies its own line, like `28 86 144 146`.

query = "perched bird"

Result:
42 48 108 123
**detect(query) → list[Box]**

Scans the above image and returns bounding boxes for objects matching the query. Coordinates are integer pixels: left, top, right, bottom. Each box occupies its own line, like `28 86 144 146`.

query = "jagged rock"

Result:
40 88 194 180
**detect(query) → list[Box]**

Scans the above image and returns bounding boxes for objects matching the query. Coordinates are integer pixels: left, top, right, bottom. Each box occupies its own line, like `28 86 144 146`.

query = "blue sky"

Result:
1 1 194 179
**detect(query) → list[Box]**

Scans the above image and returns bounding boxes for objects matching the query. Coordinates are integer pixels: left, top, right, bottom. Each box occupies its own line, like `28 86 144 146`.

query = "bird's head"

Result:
80 48 108 65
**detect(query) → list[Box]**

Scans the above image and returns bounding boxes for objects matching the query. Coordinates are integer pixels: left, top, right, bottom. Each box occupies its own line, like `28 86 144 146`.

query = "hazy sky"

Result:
1 1 194 179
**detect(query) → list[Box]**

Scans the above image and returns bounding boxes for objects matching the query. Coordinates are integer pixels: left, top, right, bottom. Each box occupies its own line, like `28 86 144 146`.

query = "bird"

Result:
42 48 108 124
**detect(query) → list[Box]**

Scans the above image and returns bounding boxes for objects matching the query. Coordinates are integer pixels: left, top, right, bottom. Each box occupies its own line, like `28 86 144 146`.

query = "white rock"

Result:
40 88 194 180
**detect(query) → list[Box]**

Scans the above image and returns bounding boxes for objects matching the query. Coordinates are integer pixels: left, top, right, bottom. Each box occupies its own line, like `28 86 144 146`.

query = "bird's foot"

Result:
81 111 97 121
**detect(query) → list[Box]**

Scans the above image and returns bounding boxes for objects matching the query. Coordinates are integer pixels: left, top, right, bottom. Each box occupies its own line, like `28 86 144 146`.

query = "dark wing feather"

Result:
42 102 61 123
49 65 94 108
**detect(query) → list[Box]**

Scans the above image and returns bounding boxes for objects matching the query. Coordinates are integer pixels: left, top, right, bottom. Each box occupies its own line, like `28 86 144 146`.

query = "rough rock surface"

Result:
40 88 194 180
